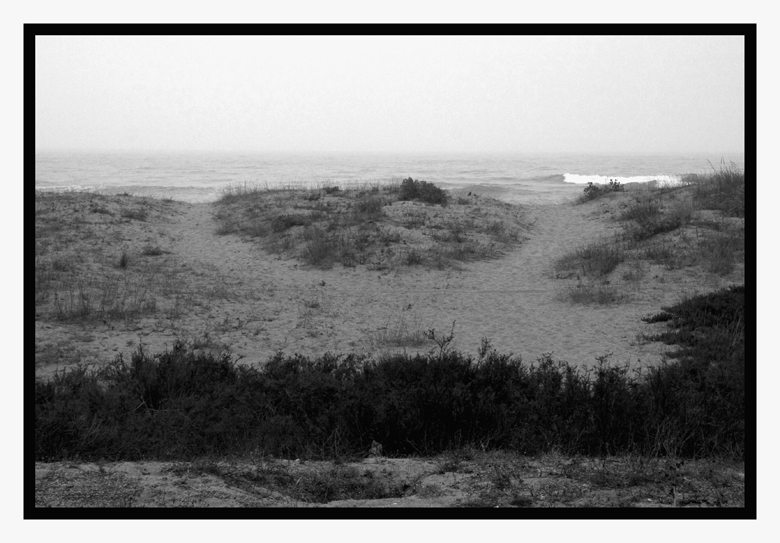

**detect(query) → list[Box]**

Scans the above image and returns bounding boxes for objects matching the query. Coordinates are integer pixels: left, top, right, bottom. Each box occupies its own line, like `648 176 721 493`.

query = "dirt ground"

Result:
34 451 745 509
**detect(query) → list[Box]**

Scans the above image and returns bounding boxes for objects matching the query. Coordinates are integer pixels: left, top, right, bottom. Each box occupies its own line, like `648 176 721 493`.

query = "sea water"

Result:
34 151 745 206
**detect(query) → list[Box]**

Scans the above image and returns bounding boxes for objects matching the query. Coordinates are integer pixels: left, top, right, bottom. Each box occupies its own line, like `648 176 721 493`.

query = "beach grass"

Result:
34 191 191 324
557 164 745 304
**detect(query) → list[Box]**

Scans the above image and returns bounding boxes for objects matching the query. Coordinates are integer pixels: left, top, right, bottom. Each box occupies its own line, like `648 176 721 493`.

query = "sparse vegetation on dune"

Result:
682 161 745 218
34 191 189 324
212 177 526 270
556 164 745 304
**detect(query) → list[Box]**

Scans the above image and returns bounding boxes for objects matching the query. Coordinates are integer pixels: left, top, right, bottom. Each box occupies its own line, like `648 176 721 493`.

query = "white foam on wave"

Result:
563 173 682 187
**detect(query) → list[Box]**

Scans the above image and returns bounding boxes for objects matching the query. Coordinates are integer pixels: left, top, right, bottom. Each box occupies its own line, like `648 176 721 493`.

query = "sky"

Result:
35 34 745 155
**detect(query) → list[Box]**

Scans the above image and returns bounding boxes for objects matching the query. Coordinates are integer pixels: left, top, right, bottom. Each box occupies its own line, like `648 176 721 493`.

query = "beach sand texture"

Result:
34 184 744 378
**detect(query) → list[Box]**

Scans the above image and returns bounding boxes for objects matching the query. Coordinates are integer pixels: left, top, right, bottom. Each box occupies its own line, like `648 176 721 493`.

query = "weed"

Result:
300 226 339 268
425 321 456 358
368 314 429 350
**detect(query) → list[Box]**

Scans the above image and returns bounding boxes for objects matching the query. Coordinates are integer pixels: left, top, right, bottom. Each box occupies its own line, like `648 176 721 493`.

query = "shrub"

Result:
578 180 624 203
399 177 448 206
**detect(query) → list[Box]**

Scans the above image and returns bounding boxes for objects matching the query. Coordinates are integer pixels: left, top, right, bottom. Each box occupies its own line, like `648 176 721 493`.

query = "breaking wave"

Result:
563 173 682 187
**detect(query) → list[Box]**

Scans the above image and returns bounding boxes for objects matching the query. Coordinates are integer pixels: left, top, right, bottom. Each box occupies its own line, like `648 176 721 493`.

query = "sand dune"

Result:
34 185 743 378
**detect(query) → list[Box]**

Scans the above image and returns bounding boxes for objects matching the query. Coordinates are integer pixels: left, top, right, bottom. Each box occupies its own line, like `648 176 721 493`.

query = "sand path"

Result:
156 195 672 368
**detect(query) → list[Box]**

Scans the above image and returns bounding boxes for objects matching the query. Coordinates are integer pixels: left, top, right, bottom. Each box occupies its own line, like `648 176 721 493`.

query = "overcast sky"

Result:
35 34 745 155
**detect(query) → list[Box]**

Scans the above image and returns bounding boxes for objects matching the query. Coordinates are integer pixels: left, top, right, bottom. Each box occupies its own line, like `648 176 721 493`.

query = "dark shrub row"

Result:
399 177 448 206
36 287 744 462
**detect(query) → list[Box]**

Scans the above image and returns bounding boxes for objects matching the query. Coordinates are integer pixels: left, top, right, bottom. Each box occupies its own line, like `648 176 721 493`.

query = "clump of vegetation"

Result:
618 195 690 242
36 285 744 462
554 237 625 278
558 164 744 304
577 179 625 203
399 177 449 206
682 161 745 218
212 181 523 270
35 191 188 324
120 208 149 221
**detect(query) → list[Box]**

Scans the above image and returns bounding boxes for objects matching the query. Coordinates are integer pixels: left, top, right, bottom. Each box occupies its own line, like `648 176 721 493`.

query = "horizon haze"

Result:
35 34 745 156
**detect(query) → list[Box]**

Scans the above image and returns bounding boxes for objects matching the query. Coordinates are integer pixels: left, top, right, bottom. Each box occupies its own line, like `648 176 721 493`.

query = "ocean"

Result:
34 151 745 206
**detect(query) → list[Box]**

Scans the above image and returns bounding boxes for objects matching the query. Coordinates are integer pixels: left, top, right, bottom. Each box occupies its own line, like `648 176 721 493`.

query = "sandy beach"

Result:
34 183 744 379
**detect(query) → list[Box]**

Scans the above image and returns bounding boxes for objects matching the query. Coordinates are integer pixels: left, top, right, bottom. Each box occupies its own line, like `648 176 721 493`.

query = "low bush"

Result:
36 285 745 462
399 177 448 206
577 180 624 203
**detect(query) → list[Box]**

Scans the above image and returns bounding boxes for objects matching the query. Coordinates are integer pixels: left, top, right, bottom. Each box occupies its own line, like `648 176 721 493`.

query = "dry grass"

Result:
34 191 190 324
554 237 625 278
366 313 431 353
